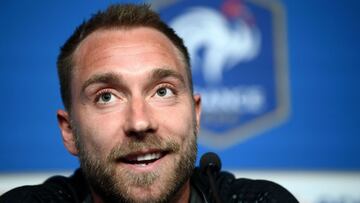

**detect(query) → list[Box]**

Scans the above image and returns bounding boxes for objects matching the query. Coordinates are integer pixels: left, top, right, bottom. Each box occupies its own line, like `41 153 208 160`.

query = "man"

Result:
0 4 298 203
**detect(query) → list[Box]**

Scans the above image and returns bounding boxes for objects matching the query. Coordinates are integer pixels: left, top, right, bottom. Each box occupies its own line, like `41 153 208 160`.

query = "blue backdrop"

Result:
0 0 359 172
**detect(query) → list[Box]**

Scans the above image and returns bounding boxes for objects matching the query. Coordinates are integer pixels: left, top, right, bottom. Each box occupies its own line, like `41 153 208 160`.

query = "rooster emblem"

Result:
170 7 261 84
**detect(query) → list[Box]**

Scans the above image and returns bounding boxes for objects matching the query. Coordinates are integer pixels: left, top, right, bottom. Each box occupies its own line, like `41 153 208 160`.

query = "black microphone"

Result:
200 152 222 203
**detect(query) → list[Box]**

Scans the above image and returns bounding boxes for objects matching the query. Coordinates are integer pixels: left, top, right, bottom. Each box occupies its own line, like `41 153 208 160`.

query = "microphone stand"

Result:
205 166 222 203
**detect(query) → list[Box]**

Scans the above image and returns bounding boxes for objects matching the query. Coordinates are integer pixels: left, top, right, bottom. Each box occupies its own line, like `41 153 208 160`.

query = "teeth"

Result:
134 152 161 161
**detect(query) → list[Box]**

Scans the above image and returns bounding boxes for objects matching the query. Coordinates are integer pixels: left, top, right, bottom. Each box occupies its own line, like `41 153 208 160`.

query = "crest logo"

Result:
170 6 261 84
153 0 290 148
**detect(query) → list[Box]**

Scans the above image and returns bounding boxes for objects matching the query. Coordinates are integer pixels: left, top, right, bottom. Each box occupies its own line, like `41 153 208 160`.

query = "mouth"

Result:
119 150 168 167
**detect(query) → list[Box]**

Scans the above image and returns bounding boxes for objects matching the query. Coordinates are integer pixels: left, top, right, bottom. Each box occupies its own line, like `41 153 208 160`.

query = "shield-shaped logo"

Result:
152 0 290 149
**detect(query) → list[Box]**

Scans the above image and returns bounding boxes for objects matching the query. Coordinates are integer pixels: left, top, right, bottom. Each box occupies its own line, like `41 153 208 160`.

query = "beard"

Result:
72 124 198 203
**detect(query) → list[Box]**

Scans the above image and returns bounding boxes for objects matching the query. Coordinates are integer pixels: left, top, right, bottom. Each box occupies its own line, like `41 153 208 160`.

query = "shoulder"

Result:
0 185 43 203
0 178 73 203
228 177 298 202
0 169 89 203
191 167 298 203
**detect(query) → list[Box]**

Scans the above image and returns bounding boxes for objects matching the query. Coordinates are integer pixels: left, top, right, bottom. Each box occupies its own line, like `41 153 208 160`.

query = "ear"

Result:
57 110 78 156
193 94 202 133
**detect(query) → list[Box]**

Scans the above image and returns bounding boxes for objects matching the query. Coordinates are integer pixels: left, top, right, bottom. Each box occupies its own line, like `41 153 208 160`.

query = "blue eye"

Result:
100 92 112 102
155 87 175 98
156 87 168 97
96 91 115 104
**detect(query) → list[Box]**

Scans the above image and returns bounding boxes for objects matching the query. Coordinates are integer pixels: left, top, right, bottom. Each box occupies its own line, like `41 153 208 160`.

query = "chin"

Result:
125 185 170 203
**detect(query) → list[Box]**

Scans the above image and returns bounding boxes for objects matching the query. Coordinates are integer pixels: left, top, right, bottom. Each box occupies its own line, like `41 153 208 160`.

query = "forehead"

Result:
72 27 186 76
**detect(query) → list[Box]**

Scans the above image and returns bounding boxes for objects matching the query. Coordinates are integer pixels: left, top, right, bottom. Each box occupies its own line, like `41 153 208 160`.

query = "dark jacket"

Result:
0 168 298 203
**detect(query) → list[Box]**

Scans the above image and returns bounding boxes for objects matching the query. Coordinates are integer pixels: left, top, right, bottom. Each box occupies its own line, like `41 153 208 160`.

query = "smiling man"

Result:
0 4 298 203
58 28 200 202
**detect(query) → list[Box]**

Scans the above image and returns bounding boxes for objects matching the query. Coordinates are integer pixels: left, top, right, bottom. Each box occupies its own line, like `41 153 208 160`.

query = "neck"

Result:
172 180 191 203
90 189 104 203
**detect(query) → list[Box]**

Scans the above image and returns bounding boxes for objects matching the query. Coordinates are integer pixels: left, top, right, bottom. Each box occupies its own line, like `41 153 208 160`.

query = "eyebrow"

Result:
80 67 186 93
150 68 185 85
81 72 123 93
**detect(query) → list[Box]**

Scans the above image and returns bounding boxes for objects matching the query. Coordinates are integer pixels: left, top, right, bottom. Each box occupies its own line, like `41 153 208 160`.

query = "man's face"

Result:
57 27 201 202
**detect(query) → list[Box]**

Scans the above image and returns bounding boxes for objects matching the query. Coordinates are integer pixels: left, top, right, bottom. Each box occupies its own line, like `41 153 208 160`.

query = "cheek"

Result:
75 110 125 156
157 103 195 139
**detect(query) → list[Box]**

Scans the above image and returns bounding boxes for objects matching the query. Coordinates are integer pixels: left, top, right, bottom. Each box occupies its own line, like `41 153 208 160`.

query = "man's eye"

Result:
97 92 115 104
156 87 174 97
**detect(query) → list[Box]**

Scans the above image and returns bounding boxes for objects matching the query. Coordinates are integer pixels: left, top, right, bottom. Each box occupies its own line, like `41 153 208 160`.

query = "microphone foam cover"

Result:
200 152 222 173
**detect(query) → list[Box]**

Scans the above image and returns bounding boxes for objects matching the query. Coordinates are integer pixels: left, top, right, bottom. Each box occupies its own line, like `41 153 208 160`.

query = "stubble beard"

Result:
73 125 198 203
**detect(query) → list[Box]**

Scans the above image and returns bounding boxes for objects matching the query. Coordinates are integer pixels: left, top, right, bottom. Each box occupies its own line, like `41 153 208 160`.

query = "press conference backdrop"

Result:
0 0 359 202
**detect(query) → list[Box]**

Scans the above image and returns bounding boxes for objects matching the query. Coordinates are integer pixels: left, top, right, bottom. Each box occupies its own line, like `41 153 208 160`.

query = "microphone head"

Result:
200 152 222 173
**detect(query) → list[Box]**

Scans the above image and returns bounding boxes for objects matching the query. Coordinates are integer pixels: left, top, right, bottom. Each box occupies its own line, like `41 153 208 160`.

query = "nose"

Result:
123 97 157 137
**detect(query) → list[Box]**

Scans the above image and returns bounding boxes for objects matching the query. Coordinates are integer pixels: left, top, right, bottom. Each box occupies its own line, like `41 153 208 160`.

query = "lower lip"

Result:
119 154 168 172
